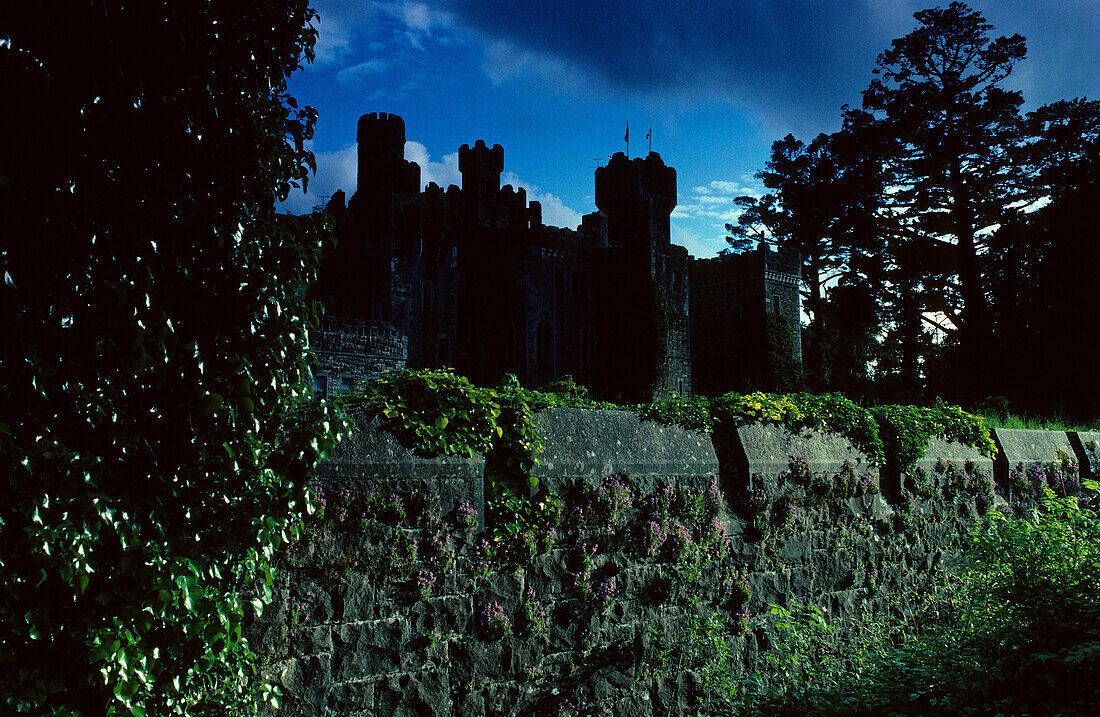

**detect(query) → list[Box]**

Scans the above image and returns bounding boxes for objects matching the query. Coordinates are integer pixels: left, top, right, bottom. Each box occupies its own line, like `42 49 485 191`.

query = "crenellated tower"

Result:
354 112 421 201
459 139 504 225
594 152 676 252
592 151 689 399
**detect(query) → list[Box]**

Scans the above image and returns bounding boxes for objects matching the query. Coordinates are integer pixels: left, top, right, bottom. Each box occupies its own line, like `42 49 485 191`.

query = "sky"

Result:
280 0 1100 258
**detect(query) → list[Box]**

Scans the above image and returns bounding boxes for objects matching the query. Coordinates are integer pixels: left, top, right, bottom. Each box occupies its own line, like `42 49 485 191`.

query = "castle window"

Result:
771 295 781 316
537 313 554 368
313 375 328 395
422 280 434 312
672 271 683 293
340 376 354 394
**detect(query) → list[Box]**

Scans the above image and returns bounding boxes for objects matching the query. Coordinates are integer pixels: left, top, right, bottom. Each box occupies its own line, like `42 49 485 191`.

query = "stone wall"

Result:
313 319 408 396
250 411 1092 716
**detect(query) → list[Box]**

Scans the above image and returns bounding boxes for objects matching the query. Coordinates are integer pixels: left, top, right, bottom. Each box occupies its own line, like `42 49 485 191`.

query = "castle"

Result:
313 113 801 400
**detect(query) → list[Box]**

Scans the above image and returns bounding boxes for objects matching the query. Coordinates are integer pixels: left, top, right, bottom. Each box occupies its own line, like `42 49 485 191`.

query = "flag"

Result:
624 121 629 143
646 127 652 141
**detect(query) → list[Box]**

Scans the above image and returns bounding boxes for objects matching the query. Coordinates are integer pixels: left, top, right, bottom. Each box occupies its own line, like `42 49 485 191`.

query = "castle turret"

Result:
355 112 420 199
459 139 504 224
594 152 676 249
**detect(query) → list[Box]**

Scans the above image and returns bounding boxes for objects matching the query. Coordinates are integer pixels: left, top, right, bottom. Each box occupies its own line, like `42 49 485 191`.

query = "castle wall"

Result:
689 252 759 395
312 318 408 396
251 410 1075 716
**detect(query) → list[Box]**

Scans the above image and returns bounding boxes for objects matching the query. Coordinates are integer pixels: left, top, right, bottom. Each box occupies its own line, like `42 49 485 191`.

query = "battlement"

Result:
356 112 406 139
763 243 802 278
459 139 504 175
690 244 801 284
594 151 677 211
319 315 405 341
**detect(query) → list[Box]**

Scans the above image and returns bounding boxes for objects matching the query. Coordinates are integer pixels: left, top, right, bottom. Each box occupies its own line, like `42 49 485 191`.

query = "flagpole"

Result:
647 126 652 154
624 120 629 158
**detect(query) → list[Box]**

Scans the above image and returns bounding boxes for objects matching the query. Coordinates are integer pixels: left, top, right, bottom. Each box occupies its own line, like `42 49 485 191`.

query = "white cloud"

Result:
671 222 726 258
376 1 455 49
501 172 583 230
667 175 767 255
404 141 461 188
308 0 377 66
482 40 590 93
336 59 392 84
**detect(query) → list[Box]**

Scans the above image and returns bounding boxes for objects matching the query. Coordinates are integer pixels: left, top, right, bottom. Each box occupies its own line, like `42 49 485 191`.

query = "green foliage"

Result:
355 369 554 542
872 403 997 473
713 391 885 464
1 3 335 714
636 393 714 432
542 375 589 401
638 389 995 474
753 485 1100 715
761 313 803 393
359 368 500 459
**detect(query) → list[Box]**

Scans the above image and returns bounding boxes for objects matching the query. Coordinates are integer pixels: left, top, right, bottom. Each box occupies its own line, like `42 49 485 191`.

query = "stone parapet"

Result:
532 408 718 491
992 427 1075 494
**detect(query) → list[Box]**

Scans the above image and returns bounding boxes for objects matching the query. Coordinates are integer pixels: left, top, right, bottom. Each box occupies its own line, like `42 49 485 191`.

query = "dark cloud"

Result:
422 0 1100 135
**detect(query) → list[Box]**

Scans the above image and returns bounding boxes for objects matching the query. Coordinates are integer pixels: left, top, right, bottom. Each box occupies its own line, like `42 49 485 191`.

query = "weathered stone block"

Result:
332 618 411 678
992 428 1075 493
338 574 378 621
905 436 993 493
534 408 719 484
451 639 508 683
1070 431 1100 480
375 670 452 716
278 655 332 715
290 625 333 656
526 551 572 595
713 419 873 495
326 679 376 714
318 408 486 527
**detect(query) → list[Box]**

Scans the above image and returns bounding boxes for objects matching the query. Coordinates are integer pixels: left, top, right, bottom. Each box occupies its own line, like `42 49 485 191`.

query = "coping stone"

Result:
991 427 1074 488
532 408 718 485
914 436 993 476
713 419 873 494
893 436 995 499
319 409 484 479
315 408 485 525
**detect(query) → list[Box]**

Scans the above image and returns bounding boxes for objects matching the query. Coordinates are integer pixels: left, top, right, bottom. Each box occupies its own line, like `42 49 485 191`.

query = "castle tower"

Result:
594 152 676 250
354 112 421 201
459 139 504 224
592 151 688 400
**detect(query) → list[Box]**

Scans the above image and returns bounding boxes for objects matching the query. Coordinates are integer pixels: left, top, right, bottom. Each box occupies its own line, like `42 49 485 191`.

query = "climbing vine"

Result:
871 404 997 473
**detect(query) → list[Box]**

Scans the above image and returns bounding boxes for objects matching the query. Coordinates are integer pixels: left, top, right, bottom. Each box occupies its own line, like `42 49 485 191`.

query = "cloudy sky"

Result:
281 0 1100 257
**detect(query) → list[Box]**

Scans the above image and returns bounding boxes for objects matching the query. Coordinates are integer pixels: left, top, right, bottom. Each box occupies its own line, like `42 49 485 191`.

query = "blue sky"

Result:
280 0 1100 258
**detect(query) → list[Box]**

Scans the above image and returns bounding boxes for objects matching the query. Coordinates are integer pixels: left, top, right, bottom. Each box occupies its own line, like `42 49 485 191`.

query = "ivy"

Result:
357 368 500 459
871 404 997 473
2 4 336 714
636 394 714 432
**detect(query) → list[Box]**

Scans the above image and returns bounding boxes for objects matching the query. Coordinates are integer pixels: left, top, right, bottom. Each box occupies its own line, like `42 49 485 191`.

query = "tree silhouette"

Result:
0 3 335 714
860 1 1026 402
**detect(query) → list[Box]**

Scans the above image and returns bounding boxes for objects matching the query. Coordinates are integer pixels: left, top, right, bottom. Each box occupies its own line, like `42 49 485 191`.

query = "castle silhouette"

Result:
313 113 801 400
